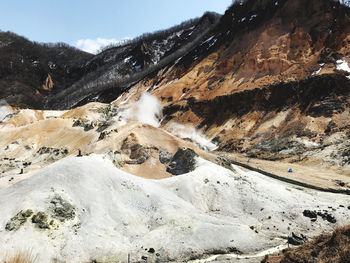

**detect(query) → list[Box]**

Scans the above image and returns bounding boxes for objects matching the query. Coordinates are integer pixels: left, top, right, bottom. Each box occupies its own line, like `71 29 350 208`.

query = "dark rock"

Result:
32 212 50 229
141 256 147 261
98 132 106 141
96 122 110 133
228 247 242 254
303 210 317 219
166 147 198 175
5 209 33 231
325 214 337 223
316 210 337 223
288 232 307 245
333 179 345 187
50 195 76 222
73 119 94 131
37 146 68 157
122 140 149 165
148 248 155 253
23 161 32 167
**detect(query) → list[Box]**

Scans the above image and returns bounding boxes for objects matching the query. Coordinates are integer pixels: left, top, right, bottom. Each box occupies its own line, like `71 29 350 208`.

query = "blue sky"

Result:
0 0 232 53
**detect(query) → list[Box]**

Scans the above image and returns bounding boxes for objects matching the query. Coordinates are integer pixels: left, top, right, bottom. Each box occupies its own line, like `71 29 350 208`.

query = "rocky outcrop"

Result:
121 134 150 165
166 147 198 175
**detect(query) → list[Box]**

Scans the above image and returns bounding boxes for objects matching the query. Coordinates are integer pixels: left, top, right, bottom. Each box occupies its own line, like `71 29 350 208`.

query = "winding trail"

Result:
188 243 289 263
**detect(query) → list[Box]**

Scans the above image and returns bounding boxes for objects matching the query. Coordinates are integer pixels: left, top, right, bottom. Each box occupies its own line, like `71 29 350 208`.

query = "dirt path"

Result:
220 153 350 195
188 243 289 263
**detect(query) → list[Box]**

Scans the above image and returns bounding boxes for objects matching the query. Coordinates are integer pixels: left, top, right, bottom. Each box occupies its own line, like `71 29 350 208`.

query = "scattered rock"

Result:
303 210 317 219
37 146 68 156
288 232 307 245
121 135 150 165
50 195 76 222
5 209 33 231
23 161 31 167
316 211 337 223
73 119 94 131
96 122 110 133
32 211 50 229
158 149 172 164
125 144 149 164
333 179 346 187
95 104 119 121
166 147 198 175
98 132 106 141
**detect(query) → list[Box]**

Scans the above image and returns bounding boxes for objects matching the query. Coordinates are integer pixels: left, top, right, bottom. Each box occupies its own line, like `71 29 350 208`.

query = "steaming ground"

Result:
134 92 163 127
165 122 218 151
0 95 349 262
1 155 349 262
131 92 217 150
0 95 218 187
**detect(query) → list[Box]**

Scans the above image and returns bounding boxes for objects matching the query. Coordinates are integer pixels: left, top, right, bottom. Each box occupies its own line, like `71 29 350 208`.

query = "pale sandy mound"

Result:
0 102 216 188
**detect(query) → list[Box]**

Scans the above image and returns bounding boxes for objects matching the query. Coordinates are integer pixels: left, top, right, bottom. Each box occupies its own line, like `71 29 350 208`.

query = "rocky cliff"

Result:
118 0 350 175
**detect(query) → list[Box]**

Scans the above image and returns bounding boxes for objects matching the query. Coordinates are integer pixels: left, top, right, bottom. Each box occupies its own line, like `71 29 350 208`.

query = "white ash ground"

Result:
0 155 349 262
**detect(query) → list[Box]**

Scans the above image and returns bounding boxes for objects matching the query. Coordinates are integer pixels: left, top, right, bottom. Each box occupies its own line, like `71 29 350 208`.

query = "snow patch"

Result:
203 36 214 44
336 59 350 73
249 14 257 21
296 138 319 148
0 100 13 122
123 56 132 63
312 63 325 76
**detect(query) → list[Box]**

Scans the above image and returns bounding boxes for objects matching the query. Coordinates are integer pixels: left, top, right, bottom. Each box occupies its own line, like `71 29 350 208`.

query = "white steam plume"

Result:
125 92 217 151
134 92 162 127
166 123 218 151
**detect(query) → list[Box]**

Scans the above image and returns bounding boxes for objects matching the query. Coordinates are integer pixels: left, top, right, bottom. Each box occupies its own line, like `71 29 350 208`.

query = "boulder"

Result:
166 147 198 175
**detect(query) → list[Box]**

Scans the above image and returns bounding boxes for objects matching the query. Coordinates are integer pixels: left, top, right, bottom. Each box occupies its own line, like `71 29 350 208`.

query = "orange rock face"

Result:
42 74 54 91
